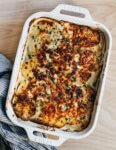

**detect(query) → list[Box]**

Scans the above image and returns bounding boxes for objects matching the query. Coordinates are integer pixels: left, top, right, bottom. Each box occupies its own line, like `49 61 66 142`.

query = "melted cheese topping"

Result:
12 17 105 131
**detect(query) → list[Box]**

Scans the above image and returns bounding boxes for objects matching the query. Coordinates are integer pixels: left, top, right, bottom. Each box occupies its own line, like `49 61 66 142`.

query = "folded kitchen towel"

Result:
0 54 57 150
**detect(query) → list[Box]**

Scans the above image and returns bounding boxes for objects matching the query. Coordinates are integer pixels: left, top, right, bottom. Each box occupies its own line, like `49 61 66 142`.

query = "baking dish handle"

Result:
25 129 68 146
51 4 93 21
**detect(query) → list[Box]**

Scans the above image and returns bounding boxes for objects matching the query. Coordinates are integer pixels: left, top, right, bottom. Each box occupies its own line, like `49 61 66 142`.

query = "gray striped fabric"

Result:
0 54 57 150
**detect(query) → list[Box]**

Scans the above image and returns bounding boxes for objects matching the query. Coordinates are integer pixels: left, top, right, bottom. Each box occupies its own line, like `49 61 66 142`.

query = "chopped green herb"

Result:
46 49 53 54
37 26 40 30
62 105 67 111
32 36 38 42
71 77 76 82
49 31 52 34
80 116 85 120
50 76 55 83
52 45 57 49
48 61 52 65
66 86 71 90
58 93 62 97
34 38 38 42
49 66 54 70
40 99 43 103
28 54 32 59
47 62 52 68
66 117 70 122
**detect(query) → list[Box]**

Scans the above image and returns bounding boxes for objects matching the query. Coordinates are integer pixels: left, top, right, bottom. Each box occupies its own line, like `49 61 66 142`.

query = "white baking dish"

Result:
6 4 112 146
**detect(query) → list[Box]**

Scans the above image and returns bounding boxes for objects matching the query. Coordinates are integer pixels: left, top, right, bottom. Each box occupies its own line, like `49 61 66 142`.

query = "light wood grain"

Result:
0 0 116 149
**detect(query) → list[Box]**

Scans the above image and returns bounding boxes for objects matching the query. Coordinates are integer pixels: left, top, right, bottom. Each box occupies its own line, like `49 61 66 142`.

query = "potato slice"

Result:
16 80 28 94
21 57 38 79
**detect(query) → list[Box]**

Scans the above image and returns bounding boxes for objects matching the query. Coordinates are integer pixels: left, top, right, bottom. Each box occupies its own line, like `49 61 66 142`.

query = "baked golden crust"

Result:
12 17 105 131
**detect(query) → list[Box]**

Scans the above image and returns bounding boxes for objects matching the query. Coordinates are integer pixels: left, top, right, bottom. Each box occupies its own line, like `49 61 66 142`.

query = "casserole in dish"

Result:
6 4 112 146
12 17 105 131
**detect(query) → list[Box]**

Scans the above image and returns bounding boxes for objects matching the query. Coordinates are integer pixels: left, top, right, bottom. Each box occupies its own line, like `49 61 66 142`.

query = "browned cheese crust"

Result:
12 17 105 131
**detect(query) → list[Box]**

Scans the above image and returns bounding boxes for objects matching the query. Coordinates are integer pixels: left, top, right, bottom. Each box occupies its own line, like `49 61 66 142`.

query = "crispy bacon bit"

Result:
38 51 46 61
49 67 55 75
46 49 53 54
64 54 72 62
44 104 55 114
76 87 83 98
78 38 99 47
79 51 97 71
39 20 53 26
33 70 45 80
88 64 96 71
72 26 100 47
80 70 91 81
58 67 62 71
39 29 47 34
79 51 95 66
72 37 81 45
67 70 76 78
17 95 28 102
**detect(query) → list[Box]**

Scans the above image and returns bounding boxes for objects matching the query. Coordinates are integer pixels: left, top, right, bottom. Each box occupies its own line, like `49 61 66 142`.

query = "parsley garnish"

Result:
37 26 40 30
49 31 52 34
28 54 32 59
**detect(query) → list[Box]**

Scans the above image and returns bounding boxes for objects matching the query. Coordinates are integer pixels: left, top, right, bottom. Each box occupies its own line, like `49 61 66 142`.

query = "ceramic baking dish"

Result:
6 4 112 146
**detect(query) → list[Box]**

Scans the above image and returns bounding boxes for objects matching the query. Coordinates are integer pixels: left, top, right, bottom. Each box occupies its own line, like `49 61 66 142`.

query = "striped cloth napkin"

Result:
0 54 57 150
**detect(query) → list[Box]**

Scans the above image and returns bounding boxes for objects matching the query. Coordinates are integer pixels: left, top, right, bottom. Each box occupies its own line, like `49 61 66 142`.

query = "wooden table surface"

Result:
0 0 116 150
